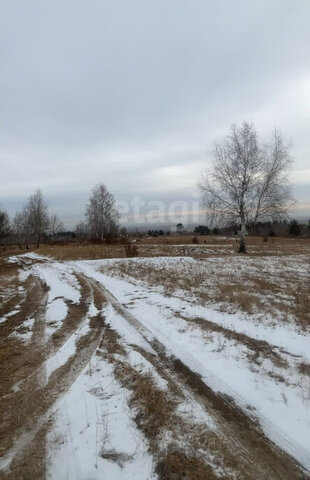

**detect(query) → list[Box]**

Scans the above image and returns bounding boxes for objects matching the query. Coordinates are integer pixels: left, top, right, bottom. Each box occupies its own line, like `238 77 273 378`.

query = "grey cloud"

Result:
1 0 310 225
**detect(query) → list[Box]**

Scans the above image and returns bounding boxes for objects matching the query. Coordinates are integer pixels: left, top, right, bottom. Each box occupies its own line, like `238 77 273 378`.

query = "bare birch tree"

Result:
13 207 32 249
85 184 120 240
199 122 293 252
27 190 49 247
14 190 49 248
75 221 88 241
49 214 64 237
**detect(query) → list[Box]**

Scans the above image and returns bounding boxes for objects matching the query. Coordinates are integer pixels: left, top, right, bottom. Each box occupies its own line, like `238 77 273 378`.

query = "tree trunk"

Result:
238 237 246 253
238 222 247 253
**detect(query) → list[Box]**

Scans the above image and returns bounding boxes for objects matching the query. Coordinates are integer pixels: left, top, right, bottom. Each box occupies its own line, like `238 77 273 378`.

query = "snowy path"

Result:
1 253 309 480
75 259 310 474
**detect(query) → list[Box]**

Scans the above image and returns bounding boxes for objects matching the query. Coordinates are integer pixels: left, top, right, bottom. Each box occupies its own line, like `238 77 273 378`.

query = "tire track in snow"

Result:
84 274 309 480
0 295 104 476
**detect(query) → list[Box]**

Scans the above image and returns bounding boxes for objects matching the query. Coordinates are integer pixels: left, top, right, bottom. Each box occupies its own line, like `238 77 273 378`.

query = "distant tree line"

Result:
0 181 309 248
192 219 309 237
0 184 121 248
193 225 220 235
0 190 64 248
147 229 165 237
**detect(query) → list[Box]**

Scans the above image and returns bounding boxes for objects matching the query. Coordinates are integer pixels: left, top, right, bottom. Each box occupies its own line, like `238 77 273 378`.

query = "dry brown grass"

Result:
180 315 287 369
115 361 176 438
104 248 310 329
97 323 238 477
98 325 176 441
0 338 45 398
299 361 310 376
3 423 47 480
0 274 48 402
0 245 29 258
0 258 105 467
39 243 127 260
156 449 229 480
1 236 310 262
0 275 45 338
0 308 103 465
1 235 309 263
0 260 22 317
294 286 310 328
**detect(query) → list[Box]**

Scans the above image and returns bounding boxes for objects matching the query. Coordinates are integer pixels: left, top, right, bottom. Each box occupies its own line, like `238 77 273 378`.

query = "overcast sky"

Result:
1 0 310 227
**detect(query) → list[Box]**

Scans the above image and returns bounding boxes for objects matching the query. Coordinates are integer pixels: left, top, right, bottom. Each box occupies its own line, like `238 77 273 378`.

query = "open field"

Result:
0 236 310 479
2 235 310 261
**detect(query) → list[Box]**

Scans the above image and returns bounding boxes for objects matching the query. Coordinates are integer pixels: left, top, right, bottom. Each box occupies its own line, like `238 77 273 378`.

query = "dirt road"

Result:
0 254 309 479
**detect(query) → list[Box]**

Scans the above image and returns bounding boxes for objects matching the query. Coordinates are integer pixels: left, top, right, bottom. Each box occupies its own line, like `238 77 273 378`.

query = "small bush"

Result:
192 236 199 244
125 243 138 257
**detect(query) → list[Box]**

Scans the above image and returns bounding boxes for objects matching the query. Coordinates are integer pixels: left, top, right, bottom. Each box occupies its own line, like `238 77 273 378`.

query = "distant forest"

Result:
0 185 309 248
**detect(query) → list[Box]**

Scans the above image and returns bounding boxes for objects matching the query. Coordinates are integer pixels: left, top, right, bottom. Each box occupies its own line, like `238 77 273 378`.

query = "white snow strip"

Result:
46 298 68 322
32 263 81 303
102 303 155 355
26 261 82 335
46 356 157 480
44 323 89 385
44 299 98 385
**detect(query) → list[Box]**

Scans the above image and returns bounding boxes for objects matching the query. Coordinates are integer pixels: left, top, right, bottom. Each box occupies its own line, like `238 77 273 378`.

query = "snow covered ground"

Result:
75 257 310 471
1 252 310 479
46 353 156 480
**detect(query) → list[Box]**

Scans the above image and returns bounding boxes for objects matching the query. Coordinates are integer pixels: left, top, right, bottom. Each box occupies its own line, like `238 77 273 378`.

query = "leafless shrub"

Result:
125 243 138 257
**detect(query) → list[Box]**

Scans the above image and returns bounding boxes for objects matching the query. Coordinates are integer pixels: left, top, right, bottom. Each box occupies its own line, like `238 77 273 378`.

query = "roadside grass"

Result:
0 260 23 318
0 246 29 258
115 361 176 439
0 274 48 457
98 326 176 443
2 235 310 262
